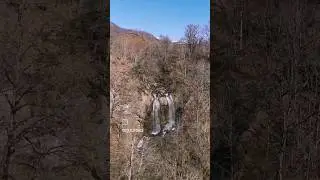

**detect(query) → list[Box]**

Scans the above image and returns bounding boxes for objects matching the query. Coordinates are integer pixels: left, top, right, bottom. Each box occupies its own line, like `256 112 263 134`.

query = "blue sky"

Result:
111 0 209 42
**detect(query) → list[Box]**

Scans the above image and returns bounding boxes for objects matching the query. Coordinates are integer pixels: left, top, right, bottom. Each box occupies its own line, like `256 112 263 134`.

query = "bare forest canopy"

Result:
1 0 318 179
110 22 210 179
0 1 108 180
212 0 320 179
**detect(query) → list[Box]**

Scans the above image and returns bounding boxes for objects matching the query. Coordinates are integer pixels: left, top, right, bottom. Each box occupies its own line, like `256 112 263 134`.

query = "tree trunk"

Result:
2 136 13 180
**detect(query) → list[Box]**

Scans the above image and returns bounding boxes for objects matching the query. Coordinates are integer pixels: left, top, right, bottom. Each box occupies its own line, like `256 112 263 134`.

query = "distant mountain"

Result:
110 22 189 55
110 22 158 41
110 22 189 45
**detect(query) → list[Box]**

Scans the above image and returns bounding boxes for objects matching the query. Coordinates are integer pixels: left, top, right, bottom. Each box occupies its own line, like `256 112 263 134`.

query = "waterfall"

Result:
162 93 175 135
168 93 175 125
151 94 161 135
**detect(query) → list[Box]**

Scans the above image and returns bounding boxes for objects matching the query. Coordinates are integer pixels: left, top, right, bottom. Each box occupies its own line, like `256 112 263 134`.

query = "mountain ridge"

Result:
110 22 159 42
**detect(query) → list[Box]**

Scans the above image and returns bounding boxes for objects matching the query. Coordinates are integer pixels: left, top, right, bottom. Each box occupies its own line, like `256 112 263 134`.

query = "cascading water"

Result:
151 93 161 135
168 94 176 130
162 93 175 135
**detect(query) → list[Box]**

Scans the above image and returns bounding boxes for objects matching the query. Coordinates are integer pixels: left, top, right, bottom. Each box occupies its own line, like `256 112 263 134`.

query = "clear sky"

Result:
111 0 210 42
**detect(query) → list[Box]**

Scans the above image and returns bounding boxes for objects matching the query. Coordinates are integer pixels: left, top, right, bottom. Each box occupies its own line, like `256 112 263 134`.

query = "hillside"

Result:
0 1 108 179
110 23 210 179
212 0 320 179
110 22 158 41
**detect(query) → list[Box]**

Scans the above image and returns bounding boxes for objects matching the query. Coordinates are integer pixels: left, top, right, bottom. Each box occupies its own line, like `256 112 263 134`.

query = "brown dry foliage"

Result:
110 24 210 179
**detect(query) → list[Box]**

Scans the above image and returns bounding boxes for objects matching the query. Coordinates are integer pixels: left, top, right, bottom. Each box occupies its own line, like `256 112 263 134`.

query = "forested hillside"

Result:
212 0 320 179
110 23 210 179
0 1 108 179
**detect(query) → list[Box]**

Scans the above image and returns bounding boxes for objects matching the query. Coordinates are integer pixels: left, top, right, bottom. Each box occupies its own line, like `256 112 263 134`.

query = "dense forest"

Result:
212 0 320 179
0 1 108 179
